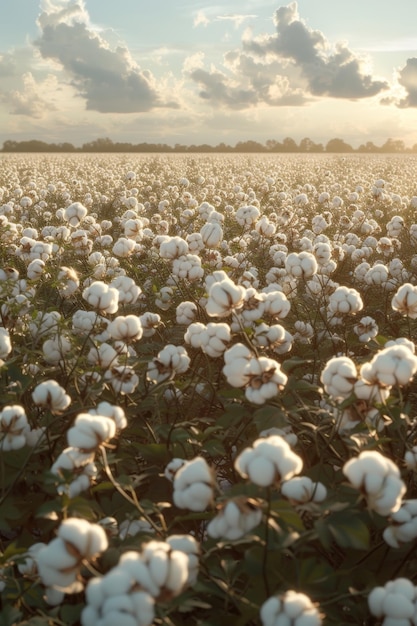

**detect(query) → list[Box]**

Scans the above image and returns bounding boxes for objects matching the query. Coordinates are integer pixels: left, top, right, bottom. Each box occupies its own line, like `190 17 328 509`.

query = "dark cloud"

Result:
397 58 417 107
244 2 389 99
35 7 178 113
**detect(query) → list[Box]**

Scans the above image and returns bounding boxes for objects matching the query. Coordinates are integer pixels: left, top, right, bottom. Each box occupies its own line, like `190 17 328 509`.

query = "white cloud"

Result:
34 1 178 113
1 72 57 118
193 11 210 28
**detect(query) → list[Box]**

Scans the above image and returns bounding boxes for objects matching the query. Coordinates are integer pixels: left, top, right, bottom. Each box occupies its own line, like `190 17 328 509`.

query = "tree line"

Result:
2 137 416 153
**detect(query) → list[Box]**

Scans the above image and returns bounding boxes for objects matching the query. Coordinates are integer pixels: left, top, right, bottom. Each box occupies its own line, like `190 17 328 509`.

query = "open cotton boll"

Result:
244 356 288 404
147 344 190 383
260 591 322 626
391 283 417 318
89 402 127 431
281 477 327 504
173 456 214 511
360 345 417 387
67 413 116 451
108 315 143 342
343 451 406 515
368 578 417 621
207 497 263 540
320 356 357 400
82 280 119 314
234 435 303 487
223 342 253 387
0 405 30 451
206 274 246 317
166 534 200 585
383 500 417 547
32 379 71 414
64 201 88 227
0 327 11 359
58 517 108 559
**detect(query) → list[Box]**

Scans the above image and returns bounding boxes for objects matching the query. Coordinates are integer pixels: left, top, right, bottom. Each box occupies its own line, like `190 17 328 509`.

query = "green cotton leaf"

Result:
0 606 23 626
204 438 226 456
327 511 370 550
134 443 171 464
270 499 305 532
253 405 288 432
281 357 312 374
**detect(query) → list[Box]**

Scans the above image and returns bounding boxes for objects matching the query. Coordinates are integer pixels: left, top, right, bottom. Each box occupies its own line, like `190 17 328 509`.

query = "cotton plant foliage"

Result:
3 153 417 625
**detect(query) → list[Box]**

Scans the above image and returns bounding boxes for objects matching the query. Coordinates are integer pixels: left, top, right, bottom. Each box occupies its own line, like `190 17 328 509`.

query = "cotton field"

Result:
1 152 417 625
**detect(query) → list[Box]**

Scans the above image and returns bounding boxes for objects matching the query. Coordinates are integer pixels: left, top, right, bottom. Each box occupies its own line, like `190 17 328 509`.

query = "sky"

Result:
1 0 417 148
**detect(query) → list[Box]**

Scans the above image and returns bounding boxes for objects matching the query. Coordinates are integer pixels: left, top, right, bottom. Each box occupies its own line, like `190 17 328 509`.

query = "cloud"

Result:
0 53 17 77
34 0 178 113
216 14 257 29
1 72 57 118
243 2 389 99
188 1 388 110
397 58 417 107
193 10 210 28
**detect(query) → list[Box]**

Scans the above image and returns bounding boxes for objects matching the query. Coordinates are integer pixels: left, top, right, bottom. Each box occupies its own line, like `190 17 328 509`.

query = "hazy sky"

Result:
1 0 417 147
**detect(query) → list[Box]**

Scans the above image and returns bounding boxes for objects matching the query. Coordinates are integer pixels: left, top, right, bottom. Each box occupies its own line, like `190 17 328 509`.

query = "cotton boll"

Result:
0 405 29 451
32 380 71 414
321 356 357 400
235 435 302 487
281 477 327 504
173 456 214 511
67 413 116 451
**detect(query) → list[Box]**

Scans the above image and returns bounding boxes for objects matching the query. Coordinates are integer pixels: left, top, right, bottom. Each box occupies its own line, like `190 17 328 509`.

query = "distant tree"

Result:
326 138 353 152
82 137 115 152
299 137 324 152
265 139 283 152
282 137 298 152
358 141 380 153
235 140 266 152
380 138 406 152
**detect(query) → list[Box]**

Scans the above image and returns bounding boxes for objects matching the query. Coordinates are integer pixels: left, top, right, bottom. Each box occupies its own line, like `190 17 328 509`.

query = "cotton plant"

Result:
260 590 322 626
343 450 406 516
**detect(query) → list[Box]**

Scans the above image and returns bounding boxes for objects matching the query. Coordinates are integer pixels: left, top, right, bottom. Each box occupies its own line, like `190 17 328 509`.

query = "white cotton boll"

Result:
0 405 29 451
99 569 132 598
58 517 108 558
382 593 414 619
110 275 142 305
260 596 282 625
200 222 223 248
36 538 78 589
43 334 72 364
173 456 214 511
27 258 45 280
44 587 66 606
164 458 186 481
248 456 277 487
0 327 11 359
83 281 119 314
64 202 88 226
90 402 127 431
285 251 318 279
67 413 116 450
129 591 155 626
32 380 71 413
163 550 189 595
206 275 246 317
368 587 388 617
176 301 198 325
108 315 143 342
281 477 327 504
88 342 119 368
320 356 357 400
159 236 189 259
392 283 417 318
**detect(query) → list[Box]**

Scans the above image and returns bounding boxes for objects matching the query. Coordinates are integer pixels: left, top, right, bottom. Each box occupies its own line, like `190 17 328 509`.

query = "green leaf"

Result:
0 605 22 626
327 511 370 550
